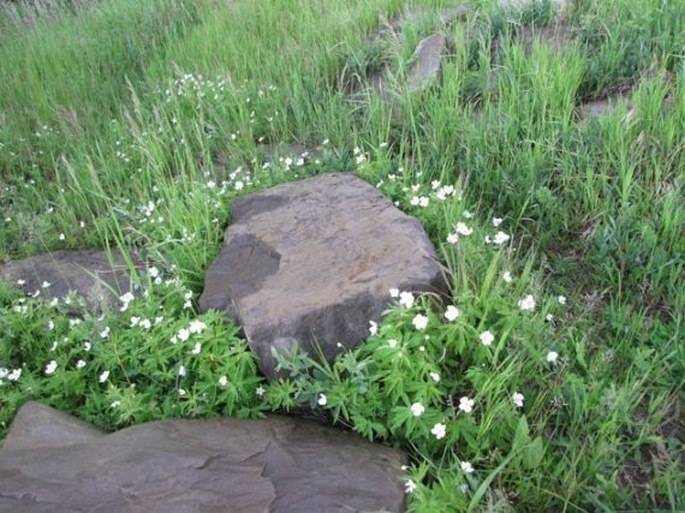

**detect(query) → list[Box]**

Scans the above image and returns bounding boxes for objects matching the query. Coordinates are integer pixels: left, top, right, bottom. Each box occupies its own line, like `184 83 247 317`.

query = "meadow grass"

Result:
0 0 683 511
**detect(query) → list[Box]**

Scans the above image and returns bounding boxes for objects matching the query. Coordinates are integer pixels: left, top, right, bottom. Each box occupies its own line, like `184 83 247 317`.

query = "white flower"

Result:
41 281 51 289
119 292 134 303
47 320 55 331
458 396 474 414
119 292 134 312
455 222 473 236
148 266 160 278
512 392 525 408
399 291 415 309
410 196 420 206
99 370 110 383
412 314 428 330
369 320 378 336
218 375 228 386
546 351 559 364
460 461 474 474
8 368 22 381
178 365 186 377
429 372 440 383
130 316 140 327
447 232 459 244
558 295 567 305
50 341 58 351
404 479 417 494
493 217 503 227
191 342 202 355
110 400 121 408
178 388 187 396
479 331 495 346
99 326 110 339
317 393 327 406
139 319 151 330
387 339 398 348
431 422 447 440
177 328 190 342
256 385 265 397
444 305 459 321
410 402 425 417
76 360 86 370
189 319 207 334
83 342 92 352
502 271 512 283
59 233 65 241
493 231 510 245
518 294 536 311
234 180 244 191
17 279 26 286
418 196 429 208
45 360 58 375
546 314 554 322
389 288 399 298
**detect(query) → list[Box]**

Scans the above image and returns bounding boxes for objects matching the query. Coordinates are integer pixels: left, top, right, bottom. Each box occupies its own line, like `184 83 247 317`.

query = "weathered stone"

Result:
0 249 141 311
579 96 629 118
200 173 446 380
517 23 575 54
360 7 466 99
0 402 407 513
407 34 447 92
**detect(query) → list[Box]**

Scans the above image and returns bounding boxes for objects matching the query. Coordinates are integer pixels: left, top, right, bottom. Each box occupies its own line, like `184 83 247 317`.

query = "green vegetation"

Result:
1 0 683 511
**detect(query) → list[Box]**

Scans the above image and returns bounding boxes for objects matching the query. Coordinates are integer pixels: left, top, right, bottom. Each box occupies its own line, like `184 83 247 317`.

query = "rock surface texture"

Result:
0 249 139 311
0 402 407 513
200 173 445 380
407 34 447 92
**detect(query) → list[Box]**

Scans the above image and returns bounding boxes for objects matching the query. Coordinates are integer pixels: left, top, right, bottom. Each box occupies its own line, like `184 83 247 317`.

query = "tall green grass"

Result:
0 0 683 510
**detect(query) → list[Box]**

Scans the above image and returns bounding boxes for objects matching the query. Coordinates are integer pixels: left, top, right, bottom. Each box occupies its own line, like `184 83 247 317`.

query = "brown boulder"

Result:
200 173 446 380
0 402 407 513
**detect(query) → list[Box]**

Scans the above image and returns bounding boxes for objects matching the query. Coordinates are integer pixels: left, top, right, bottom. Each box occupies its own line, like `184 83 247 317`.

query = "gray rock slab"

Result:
0 249 141 311
579 95 632 118
0 402 407 513
407 34 447 92
199 172 446 380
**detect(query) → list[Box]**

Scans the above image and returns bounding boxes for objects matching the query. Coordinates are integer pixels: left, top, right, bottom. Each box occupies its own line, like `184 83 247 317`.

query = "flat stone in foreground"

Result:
0 402 407 513
0 249 140 311
200 172 446 380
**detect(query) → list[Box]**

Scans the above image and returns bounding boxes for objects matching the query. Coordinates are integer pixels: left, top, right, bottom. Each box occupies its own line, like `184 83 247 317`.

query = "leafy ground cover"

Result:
0 0 683 511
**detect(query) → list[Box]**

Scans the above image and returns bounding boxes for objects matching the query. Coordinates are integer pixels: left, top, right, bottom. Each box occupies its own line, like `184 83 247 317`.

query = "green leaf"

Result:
522 436 545 470
512 415 531 452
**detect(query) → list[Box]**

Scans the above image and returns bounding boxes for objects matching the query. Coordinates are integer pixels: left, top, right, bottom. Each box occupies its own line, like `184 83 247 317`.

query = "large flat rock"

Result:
0 249 140 311
200 173 445 379
0 402 407 513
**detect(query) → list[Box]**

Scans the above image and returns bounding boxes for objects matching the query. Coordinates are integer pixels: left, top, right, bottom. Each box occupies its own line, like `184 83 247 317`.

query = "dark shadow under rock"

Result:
0 402 407 513
0 248 142 312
